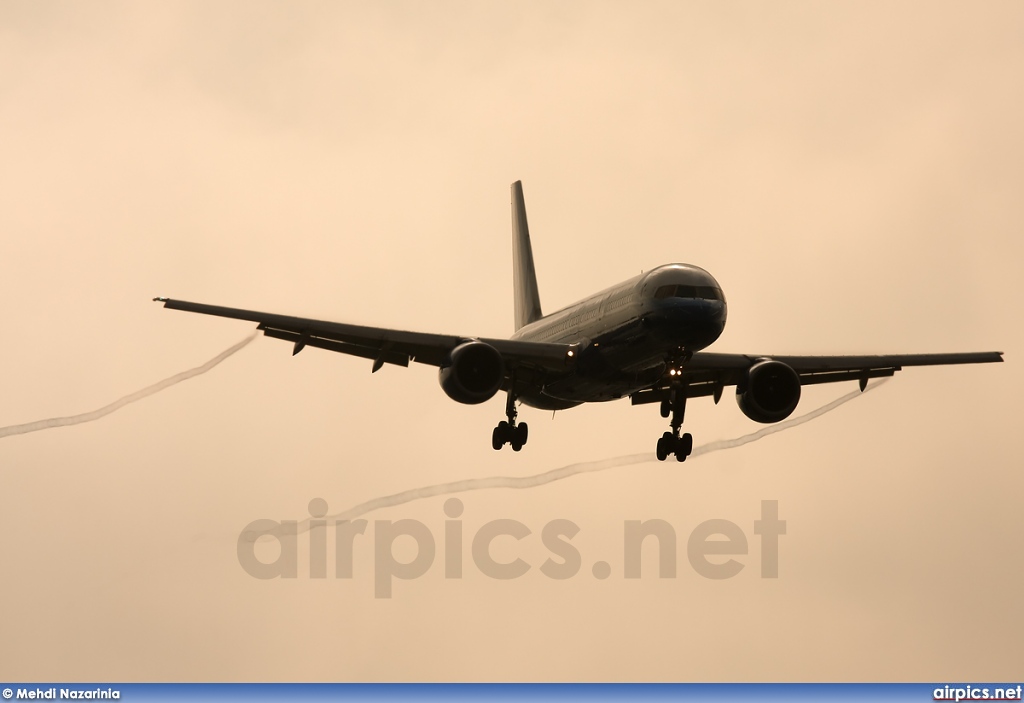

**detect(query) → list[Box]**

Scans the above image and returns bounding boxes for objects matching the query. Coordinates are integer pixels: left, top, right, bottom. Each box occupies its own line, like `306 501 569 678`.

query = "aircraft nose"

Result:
644 298 726 347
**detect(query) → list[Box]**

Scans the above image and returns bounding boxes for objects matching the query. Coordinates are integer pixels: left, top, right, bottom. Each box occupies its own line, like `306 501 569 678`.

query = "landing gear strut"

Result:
656 351 693 462
492 386 528 451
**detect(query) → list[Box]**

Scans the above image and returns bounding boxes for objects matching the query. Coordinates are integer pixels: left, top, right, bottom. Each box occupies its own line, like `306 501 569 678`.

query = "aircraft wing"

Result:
153 298 578 376
631 350 1004 405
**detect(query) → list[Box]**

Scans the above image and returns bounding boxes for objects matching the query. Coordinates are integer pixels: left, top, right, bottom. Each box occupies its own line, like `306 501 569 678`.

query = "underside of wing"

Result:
631 350 1004 406
153 298 578 377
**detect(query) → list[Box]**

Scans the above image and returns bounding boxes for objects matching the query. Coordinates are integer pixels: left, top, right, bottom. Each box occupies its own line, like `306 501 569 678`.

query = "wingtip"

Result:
152 296 168 303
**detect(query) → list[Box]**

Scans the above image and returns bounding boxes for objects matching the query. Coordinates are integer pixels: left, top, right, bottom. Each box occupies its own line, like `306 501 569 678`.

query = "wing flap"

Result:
260 327 411 367
797 367 897 386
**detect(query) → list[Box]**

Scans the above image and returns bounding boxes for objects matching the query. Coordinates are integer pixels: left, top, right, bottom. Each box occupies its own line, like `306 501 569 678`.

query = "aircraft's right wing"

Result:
631 350 1004 404
153 298 579 377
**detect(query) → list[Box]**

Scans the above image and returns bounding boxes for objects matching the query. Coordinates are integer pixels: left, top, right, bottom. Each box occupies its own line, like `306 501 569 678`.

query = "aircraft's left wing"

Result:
153 298 578 375
631 350 1004 405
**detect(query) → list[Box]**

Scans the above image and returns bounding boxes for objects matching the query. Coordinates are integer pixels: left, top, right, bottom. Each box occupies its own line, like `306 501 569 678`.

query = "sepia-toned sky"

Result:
1 0 1022 682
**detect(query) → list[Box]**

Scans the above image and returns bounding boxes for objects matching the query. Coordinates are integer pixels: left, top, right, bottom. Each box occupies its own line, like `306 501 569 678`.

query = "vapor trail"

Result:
690 377 890 458
280 379 888 536
0 333 257 440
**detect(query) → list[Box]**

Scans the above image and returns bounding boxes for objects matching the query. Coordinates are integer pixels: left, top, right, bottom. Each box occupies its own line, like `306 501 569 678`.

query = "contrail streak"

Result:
0 333 257 440
275 379 889 537
690 378 889 457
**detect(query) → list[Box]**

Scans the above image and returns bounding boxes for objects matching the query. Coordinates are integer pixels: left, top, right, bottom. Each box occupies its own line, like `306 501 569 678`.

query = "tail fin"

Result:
511 180 543 331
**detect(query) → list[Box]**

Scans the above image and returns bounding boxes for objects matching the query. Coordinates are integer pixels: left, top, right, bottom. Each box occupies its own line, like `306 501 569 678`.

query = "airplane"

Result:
154 181 1003 461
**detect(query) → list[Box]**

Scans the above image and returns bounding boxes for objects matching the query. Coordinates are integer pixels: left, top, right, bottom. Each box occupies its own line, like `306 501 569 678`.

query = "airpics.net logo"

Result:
933 684 1023 701
237 499 786 598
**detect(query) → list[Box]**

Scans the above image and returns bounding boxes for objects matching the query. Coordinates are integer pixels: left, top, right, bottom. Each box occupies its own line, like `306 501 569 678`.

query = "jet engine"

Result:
736 359 801 423
439 341 505 404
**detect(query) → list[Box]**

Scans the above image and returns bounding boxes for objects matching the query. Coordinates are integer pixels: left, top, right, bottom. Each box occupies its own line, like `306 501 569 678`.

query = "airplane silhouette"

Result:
155 181 1002 460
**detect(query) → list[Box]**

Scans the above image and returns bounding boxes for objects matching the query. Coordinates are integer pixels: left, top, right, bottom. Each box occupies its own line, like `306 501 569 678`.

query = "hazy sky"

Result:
1 1 1022 681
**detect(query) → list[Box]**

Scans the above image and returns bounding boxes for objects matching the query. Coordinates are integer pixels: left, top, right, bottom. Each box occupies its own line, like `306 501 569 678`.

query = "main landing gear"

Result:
656 386 693 462
656 352 693 462
492 387 529 451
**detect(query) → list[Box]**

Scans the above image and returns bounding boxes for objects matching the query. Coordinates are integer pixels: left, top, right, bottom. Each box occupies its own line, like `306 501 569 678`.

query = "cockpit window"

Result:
654 284 722 301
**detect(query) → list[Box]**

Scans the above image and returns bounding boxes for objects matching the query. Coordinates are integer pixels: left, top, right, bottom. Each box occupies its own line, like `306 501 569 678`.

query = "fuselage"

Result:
511 263 727 409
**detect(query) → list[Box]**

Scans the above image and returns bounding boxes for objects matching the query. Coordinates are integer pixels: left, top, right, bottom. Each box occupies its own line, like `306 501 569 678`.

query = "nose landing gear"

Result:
492 386 529 451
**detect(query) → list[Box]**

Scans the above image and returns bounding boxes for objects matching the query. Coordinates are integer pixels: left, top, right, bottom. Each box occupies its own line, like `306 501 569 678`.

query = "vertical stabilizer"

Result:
511 180 543 331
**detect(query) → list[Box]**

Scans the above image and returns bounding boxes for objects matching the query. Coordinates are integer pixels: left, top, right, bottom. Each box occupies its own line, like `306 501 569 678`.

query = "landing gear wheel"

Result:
675 443 687 462
492 420 510 451
656 431 694 462
656 435 669 461
510 422 528 450
680 432 693 456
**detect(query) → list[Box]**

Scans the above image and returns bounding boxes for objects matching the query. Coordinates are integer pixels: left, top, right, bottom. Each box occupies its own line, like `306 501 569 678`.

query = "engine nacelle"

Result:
736 359 801 423
439 341 505 405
